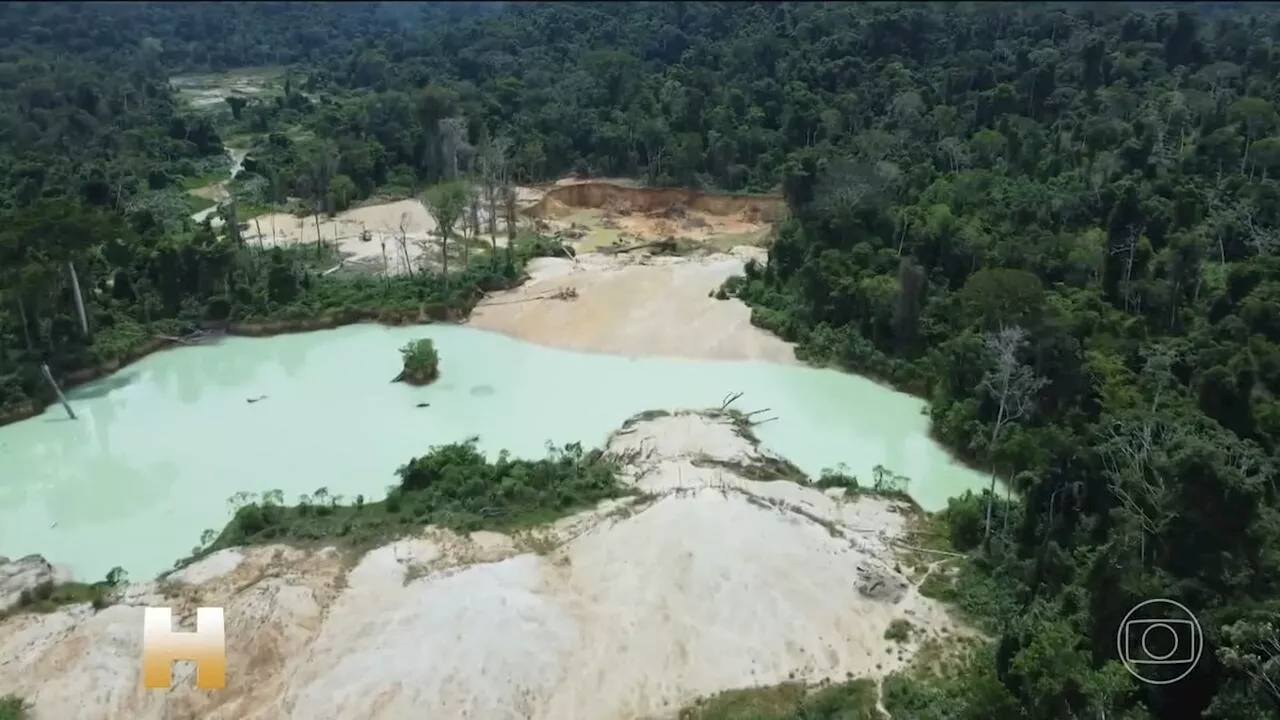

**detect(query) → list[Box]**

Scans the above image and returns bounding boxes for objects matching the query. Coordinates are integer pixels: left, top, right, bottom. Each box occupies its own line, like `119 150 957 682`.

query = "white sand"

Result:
0 410 965 720
243 197 523 275
470 247 797 363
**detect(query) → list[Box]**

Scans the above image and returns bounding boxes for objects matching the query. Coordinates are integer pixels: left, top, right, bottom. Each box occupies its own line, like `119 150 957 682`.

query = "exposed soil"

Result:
0 410 973 720
169 69 282 110
230 177 781 278
469 247 796 363
523 181 784 252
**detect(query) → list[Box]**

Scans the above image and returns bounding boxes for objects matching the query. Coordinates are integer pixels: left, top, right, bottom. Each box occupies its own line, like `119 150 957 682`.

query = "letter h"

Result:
141 607 226 689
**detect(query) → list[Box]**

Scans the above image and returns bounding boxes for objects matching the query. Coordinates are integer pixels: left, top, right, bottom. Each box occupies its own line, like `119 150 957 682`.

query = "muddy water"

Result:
0 326 988 581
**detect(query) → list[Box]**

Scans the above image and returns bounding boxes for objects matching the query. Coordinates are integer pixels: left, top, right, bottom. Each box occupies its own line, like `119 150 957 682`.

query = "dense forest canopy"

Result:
3 1 1280 718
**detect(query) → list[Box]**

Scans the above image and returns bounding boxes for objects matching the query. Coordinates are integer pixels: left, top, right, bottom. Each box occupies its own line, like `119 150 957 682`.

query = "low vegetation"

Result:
678 679 880 720
0 567 129 620
395 338 440 385
0 695 29 720
884 618 914 643
179 438 631 567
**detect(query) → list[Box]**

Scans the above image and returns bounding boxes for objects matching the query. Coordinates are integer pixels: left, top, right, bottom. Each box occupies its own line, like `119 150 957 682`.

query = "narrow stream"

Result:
189 145 248 225
0 325 989 581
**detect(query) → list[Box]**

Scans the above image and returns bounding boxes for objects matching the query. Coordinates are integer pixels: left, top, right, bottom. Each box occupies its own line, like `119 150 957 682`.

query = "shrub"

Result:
396 338 440 385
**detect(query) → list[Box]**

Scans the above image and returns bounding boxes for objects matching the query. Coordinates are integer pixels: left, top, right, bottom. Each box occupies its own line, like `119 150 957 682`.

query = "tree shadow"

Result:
66 372 139 401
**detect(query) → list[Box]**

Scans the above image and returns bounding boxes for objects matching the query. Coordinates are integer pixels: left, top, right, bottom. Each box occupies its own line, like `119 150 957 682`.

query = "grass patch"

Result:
679 679 880 719
182 173 225 191
187 194 217 214
176 438 633 570
236 202 277 221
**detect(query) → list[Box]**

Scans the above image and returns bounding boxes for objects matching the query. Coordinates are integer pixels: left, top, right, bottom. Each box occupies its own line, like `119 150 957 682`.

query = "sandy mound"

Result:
469 246 795 363
524 183 785 223
520 182 781 252
0 410 965 720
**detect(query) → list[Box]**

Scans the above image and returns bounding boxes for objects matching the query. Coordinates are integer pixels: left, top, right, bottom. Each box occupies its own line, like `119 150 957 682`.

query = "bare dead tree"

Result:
1109 227 1140 313
1204 188 1237 267
1215 600 1280 708
479 135 512 251
1088 152 1119 209
16 296 35 352
66 261 89 338
395 212 415 279
1245 632 1280 706
1100 411 1181 569
1101 347 1186 559
1242 206 1280 257
816 157 900 216
936 136 969 173
462 187 482 270
1139 343 1181 413
979 325 1048 543
438 117 469 180
503 185 519 242
380 233 390 287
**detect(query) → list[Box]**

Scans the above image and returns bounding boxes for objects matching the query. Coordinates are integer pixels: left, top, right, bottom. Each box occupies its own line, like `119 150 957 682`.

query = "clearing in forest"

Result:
522 179 785 252
235 178 783 277
168 67 285 110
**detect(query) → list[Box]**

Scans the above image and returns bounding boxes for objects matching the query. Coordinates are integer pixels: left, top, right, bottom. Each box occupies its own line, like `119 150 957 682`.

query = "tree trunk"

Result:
68 261 90 338
41 363 76 420
17 296 35 353
505 190 518 242
983 383 1010 543
314 210 324 258
441 232 450 287
486 188 498 241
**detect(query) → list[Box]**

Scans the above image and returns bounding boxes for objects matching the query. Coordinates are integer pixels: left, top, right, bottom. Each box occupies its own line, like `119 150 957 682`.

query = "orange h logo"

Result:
141 607 226 689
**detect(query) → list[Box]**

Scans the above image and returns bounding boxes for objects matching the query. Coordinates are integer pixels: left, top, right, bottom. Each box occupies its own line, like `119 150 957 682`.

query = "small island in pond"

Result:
394 339 440 386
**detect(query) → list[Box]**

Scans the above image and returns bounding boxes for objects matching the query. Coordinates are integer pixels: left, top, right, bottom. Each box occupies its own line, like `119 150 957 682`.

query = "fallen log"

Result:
601 237 679 255
155 329 210 345
41 363 75 420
